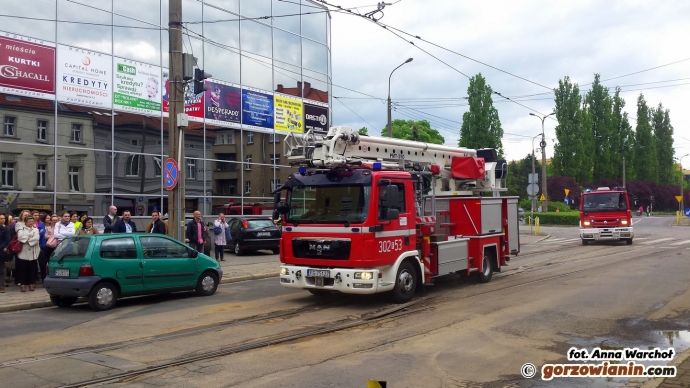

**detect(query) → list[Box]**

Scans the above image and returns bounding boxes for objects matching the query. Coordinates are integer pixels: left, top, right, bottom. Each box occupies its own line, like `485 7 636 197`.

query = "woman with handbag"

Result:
16 215 40 292
0 214 10 293
213 213 229 262
38 214 59 283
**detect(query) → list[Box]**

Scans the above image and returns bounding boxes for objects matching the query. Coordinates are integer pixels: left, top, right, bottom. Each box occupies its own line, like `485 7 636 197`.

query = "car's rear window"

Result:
52 237 90 259
247 219 274 228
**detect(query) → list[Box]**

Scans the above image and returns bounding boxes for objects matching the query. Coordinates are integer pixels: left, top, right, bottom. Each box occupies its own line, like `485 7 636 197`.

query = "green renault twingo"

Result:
44 234 223 311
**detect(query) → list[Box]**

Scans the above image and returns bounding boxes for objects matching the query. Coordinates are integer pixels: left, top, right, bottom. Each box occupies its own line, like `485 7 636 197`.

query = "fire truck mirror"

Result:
381 208 399 221
379 184 399 208
275 201 290 215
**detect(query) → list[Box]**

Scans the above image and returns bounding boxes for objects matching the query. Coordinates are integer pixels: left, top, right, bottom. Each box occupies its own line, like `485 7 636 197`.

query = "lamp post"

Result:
387 58 413 137
530 133 541 214
680 154 689 213
530 112 555 212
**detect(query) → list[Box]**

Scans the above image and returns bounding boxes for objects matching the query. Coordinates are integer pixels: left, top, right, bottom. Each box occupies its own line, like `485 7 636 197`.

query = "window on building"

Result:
130 139 139 146
69 166 81 192
270 153 280 168
215 132 235 145
3 117 16 137
269 133 280 143
71 123 82 142
244 154 252 170
270 179 281 191
125 155 140 176
246 131 254 144
217 179 237 195
216 153 237 171
245 180 251 194
186 158 196 179
36 163 47 188
153 157 162 177
1 162 15 187
37 120 48 141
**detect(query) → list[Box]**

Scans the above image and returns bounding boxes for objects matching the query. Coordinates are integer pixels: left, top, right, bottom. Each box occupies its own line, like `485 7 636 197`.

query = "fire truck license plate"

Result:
307 269 330 278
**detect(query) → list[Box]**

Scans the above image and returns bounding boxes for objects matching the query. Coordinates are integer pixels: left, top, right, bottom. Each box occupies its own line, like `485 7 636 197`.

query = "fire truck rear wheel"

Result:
391 261 417 304
476 253 494 283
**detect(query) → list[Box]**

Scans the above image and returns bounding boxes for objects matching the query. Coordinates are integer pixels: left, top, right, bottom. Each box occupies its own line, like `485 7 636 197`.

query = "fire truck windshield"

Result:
287 185 371 224
582 193 628 212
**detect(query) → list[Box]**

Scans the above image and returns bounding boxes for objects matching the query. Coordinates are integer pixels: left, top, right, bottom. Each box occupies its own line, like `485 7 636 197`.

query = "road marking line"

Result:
639 238 675 245
670 240 690 246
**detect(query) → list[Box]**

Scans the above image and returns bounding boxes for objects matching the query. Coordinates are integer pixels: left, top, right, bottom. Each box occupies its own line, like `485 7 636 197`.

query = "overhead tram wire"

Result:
333 97 377 130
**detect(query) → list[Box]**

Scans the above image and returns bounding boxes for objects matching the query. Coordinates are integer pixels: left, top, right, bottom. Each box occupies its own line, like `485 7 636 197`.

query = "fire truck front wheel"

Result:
391 261 417 304
476 252 494 283
625 238 633 245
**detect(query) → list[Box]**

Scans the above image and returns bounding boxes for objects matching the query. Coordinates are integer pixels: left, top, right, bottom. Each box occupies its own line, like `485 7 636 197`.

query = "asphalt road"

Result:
1 215 688 388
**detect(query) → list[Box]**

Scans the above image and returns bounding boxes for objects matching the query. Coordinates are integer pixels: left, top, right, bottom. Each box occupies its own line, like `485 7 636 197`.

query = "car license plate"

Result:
257 232 271 237
315 277 324 287
54 269 69 277
307 269 330 278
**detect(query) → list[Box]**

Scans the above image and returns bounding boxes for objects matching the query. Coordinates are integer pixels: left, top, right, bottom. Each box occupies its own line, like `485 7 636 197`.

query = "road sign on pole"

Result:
528 173 538 184
526 183 539 196
164 158 179 191
539 193 546 201
564 189 570 197
676 195 683 203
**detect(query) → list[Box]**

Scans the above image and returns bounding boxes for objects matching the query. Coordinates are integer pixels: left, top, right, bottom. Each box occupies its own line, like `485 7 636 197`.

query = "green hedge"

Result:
526 212 580 226
519 199 577 213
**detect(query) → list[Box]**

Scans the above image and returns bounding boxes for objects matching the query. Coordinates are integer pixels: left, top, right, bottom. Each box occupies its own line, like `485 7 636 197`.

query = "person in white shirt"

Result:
53 211 75 243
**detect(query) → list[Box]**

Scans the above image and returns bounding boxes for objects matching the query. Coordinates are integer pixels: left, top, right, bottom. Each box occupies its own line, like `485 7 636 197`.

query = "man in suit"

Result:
103 206 118 233
145 211 166 234
185 210 207 253
113 210 137 233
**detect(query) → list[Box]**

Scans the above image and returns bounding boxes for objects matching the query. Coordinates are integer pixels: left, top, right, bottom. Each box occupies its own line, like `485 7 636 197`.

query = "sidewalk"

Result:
0 259 280 313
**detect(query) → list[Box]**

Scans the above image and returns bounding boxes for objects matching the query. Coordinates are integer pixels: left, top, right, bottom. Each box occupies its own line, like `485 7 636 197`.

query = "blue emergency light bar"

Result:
298 167 307 175
373 162 382 171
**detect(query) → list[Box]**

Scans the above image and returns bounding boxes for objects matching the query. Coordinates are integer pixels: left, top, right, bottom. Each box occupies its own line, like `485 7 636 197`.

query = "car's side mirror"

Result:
190 249 198 258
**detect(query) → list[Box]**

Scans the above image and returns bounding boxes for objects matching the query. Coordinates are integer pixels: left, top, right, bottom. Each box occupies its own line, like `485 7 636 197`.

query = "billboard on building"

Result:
274 93 303 133
0 33 55 99
56 45 111 108
241 87 274 132
304 102 329 133
113 58 161 114
204 79 241 128
162 69 204 122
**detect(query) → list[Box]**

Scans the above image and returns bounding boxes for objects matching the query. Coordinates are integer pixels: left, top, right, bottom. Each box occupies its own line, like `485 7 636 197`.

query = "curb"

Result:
0 272 280 314
641 346 690 388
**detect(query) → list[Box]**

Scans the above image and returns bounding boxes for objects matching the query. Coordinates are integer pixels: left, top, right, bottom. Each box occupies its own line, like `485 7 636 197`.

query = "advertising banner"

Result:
274 93 303 133
204 79 241 127
162 69 204 122
0 32 55 99
241 87 274 132
56 45 111 108
304 102 329 133
113 58 161 114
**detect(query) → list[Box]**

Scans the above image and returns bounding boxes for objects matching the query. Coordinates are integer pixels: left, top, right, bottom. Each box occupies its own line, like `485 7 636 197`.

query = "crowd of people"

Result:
2 207 233 293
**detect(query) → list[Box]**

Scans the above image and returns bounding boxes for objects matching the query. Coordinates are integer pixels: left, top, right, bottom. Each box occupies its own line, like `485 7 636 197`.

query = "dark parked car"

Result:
227 217 281 256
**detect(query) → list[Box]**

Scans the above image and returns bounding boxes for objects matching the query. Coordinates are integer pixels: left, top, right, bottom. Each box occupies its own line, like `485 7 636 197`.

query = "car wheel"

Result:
234 241 244 256
476 252 494 284
391 261 417 304
196 271 218 296
50 295 78 308
88 282 118 311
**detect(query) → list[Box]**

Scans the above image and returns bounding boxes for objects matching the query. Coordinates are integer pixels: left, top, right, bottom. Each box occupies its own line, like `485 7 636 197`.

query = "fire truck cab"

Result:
579 187 634 245
273 126 520 303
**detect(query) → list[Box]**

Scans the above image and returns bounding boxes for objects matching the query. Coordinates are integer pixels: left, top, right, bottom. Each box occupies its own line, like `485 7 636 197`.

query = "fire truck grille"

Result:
292 238 351 260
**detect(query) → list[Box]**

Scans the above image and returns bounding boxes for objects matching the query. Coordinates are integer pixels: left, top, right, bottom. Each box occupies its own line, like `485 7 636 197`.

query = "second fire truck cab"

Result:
579 187 634 245
273 126 520 303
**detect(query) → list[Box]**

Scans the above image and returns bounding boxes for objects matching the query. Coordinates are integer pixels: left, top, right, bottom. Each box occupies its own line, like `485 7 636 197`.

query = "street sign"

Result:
685 208 690 217
164 158 179 191
138 196 144 203
564 197 569 205
526 183 539 196
528 173 538 184
675 195 683 203
539 193 546 201
564 189 570 197
135 205 145 216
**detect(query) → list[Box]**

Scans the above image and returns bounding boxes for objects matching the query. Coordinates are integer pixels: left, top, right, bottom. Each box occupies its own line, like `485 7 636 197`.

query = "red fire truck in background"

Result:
213 201 273 216
579 187 634 245
272 126 520 303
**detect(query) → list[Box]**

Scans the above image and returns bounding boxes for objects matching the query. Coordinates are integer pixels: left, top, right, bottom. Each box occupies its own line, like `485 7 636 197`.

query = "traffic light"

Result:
193 68 212 94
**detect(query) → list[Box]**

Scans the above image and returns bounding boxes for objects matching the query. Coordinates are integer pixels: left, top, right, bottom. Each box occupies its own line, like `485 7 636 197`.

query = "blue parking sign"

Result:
564 197 569 205
685 208 690 217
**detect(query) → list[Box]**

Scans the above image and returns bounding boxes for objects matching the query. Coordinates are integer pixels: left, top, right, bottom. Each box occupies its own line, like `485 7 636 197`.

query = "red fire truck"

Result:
273 126 520 303
579 187 634 245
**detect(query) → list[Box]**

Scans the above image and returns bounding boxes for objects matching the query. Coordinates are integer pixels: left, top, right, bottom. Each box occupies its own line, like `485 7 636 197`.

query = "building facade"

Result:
0 0 331 220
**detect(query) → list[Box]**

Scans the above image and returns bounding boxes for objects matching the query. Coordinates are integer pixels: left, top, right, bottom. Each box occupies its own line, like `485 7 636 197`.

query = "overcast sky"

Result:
328 0 690 169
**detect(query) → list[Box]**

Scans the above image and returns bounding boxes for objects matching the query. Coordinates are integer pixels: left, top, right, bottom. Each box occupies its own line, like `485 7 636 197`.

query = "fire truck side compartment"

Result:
432 238 469 275
481 198 503 234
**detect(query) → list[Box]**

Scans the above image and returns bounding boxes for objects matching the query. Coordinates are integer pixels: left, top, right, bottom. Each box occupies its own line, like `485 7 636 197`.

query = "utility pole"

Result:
622 156 626 190
387 58 413 137
168 0 185 240
530 112 555 212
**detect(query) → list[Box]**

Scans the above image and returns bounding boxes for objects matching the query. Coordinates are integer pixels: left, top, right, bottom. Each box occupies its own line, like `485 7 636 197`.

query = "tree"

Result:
552 76 592 183
358 127 368 136
651 104 675 184
380 119 444 144
459 73 504 156
634 94 657 181
505 154 541 200
585 74 614 180
610 87 635 181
